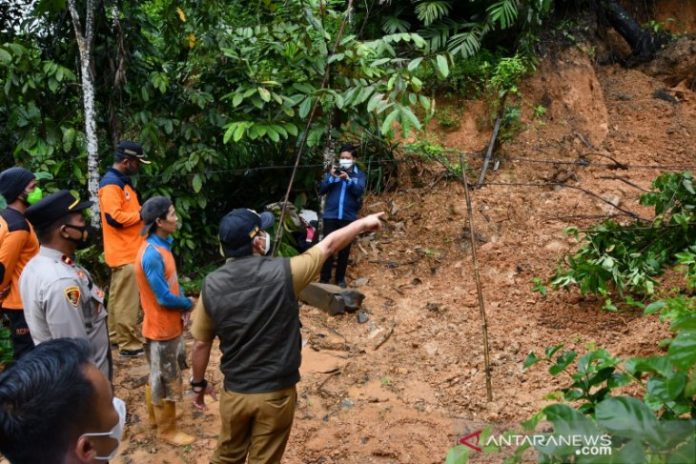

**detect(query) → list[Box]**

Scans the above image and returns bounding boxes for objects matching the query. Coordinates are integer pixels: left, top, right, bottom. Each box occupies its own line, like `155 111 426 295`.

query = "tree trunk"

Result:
599 0 661 62
68 0 101 224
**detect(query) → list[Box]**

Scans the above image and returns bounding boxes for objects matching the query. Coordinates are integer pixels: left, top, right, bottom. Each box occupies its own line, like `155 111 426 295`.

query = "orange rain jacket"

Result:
98 168 144 267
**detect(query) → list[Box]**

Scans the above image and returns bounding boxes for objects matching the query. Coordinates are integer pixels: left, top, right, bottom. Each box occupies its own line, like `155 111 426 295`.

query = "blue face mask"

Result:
81 397 126 461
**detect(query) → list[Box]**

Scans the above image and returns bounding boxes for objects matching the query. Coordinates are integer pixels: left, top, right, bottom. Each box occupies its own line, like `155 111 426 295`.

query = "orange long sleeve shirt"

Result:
98 168 144 267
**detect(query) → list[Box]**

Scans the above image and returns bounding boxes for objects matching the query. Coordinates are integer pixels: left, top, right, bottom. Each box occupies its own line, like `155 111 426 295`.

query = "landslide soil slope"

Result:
110 44 696 464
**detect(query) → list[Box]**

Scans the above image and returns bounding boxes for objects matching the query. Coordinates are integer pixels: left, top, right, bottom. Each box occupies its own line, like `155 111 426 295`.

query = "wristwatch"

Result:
190 377 208 393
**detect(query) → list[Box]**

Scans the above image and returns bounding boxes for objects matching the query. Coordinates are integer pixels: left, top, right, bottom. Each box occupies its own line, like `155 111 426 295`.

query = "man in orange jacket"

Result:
0 167 42 359
135 196 195 446
98 141 150 357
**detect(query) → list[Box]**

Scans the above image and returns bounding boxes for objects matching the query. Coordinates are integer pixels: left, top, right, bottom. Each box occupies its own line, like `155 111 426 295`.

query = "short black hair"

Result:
35 215 72 244
113 152 133 164
149 209 171 235
338 143 357 157
0 338 96 464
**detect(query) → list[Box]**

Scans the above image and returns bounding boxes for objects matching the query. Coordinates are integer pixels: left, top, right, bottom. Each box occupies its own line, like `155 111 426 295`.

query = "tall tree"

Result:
67 0 100 221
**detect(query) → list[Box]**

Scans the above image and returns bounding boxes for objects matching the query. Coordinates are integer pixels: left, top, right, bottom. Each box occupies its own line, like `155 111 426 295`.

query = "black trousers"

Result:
320 219 353 284
1 308 34 360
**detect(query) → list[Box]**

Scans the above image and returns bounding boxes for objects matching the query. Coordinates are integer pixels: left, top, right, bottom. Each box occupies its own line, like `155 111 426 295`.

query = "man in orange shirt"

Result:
98 141 150 357
0 167 42 359
134 196 195 446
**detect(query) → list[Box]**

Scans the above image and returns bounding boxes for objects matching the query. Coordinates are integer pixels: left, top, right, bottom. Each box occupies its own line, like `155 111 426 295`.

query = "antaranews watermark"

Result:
459 430 613 456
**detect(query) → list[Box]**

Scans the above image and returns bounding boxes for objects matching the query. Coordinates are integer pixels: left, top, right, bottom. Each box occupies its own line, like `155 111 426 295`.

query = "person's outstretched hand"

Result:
361 212 385 232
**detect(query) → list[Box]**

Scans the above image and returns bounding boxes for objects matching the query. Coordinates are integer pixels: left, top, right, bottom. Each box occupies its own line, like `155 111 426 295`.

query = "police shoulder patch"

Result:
64 286 81 308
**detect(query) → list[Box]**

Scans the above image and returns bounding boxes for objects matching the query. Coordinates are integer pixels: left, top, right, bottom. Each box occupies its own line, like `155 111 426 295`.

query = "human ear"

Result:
75 435 96 462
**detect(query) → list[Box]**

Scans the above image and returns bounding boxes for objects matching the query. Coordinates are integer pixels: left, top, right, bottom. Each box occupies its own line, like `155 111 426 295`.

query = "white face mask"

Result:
262 232 271 255
82 397 126 461
339 159 353 169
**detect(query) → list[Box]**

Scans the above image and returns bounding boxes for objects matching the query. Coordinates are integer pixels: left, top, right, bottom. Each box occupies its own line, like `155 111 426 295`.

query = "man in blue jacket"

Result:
318 143 366 287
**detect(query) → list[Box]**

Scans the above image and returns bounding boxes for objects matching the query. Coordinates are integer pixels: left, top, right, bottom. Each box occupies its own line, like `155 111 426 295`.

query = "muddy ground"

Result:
103 32 696 464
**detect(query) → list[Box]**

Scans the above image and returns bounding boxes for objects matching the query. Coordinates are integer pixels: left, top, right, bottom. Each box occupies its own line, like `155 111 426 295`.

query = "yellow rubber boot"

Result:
154 401 196 446
144 385 157 429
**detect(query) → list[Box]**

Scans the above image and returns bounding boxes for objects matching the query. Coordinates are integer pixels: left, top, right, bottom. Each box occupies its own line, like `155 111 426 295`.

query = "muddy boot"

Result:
144 385 157 429
153 400 196 446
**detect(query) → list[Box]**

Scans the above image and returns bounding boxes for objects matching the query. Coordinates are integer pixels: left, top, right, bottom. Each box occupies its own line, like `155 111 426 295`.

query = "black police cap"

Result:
116 140 151 164
25 190 93 231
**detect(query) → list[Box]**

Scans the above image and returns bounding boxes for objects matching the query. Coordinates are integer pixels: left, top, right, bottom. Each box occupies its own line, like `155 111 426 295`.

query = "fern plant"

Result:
414 0 452 27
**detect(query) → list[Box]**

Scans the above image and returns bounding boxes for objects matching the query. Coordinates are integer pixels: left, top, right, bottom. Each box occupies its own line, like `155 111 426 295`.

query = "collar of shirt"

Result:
146 233 174 250
39 246 74 265
107 167 132 186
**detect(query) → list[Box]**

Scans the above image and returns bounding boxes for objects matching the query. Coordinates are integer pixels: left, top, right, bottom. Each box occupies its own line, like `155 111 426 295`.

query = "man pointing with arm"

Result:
190 209 383 464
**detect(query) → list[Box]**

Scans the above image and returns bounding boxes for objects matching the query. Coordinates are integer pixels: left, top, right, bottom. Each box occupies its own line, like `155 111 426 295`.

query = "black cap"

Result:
140 196 173 235
0 167 35 203
116 140 150 164
25 190 93 232
219 208 274 257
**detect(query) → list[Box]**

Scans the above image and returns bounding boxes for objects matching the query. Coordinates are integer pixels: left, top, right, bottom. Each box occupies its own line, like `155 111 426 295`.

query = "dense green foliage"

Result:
0 0 558 282
551 172 696 308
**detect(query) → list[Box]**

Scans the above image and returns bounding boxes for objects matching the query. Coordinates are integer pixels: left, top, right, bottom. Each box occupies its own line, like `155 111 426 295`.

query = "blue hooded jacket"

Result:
319 165 366 221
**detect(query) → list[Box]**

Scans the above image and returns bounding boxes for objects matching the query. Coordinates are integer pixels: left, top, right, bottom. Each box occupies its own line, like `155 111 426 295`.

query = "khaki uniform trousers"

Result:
107 263 143 351
212 385 297 464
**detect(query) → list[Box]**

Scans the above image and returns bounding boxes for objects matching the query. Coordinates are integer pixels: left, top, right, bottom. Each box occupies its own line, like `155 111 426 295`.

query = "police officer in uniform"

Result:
19 190 111 380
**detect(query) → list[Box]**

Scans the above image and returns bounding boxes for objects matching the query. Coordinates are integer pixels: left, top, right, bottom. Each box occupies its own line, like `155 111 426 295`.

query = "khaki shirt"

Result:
20 246 111 379
191 246 324 343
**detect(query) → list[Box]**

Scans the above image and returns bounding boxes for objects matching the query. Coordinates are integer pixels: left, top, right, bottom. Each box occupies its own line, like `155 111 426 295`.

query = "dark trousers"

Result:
1 308 34 360
320 219 353 284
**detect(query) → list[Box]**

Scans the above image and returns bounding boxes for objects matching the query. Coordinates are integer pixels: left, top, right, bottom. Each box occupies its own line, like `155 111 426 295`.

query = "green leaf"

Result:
266 127 280 142
258 87 271 102
540 404 600 455
523 352 540 369
233 123 247 142
62 127 76 152
644 300 667 315
367 93 383 112
665 372 687 399
380 109 399 135
399 106 421 131
668 434 696 464
232 93 244 107
668 330 696 370
595 396 663 446
624 356 672 377
444 445 469 464
435 54 450 78
192 174 202 193
549 350 577 375
284 123 298 137
545 344 564 359
407 57 423 72
685 367 696 397
223 124 236 144
298 97 312 119
0 48 11 63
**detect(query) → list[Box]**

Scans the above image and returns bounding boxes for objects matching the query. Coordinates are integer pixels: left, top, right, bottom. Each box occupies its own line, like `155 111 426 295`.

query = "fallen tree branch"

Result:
373 324 395 351
477 115 502 187
598 175 649 192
